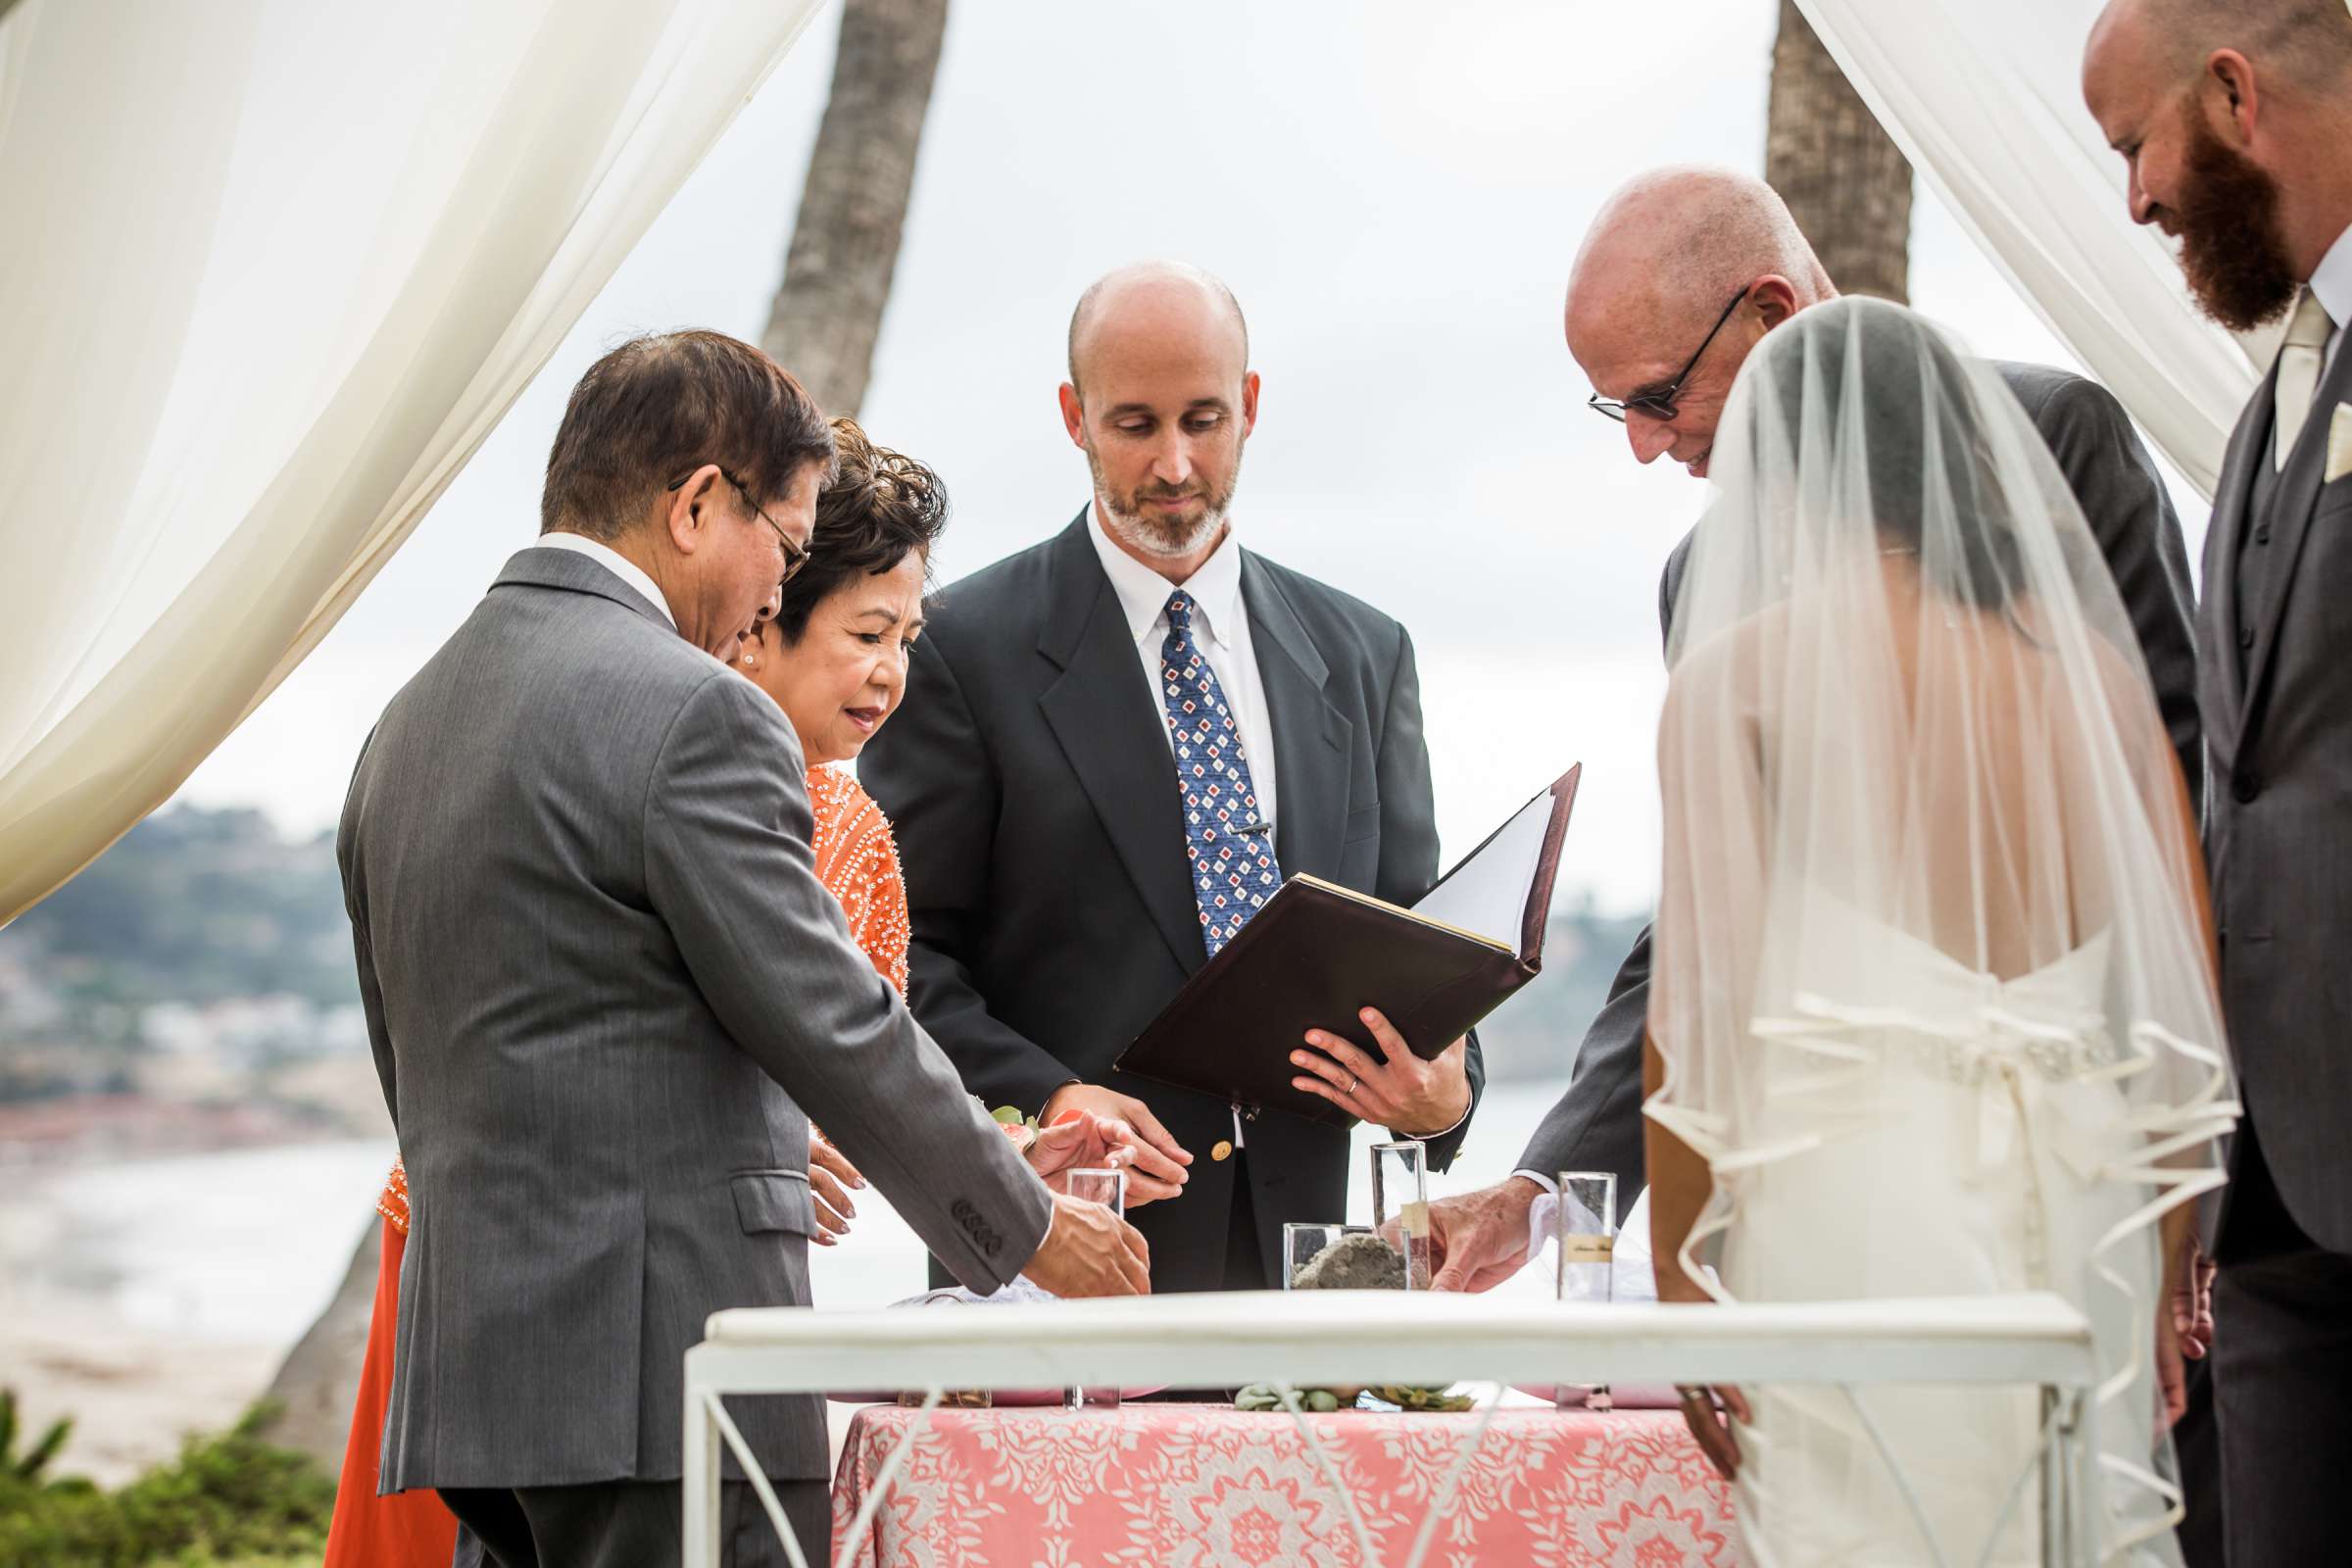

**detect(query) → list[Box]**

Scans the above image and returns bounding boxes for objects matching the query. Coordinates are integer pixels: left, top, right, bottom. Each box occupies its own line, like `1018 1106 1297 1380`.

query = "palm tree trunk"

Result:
760 0 951 417
1765 0 1912 303
254 1216 380 1477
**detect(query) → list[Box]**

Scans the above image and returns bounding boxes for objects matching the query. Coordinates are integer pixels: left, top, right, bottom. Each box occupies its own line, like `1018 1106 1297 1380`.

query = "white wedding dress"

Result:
1721 897 2159 1567
1643 300 2234 1568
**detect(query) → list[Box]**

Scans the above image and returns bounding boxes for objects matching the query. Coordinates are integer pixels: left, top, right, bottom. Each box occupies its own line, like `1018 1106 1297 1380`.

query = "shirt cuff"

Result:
1512 1171 1560 1266
1392 1101 1472 1144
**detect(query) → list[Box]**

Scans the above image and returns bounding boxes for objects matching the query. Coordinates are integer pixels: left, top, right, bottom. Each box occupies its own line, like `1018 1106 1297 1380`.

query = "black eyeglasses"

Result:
667 466 811 584
1587 287 1750 424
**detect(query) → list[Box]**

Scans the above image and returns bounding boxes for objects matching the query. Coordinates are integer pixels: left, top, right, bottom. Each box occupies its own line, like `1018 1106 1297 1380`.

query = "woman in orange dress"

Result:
322 418 941 1568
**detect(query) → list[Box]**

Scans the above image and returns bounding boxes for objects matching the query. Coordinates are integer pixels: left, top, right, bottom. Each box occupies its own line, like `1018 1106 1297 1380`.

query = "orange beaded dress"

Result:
322 766 909 1566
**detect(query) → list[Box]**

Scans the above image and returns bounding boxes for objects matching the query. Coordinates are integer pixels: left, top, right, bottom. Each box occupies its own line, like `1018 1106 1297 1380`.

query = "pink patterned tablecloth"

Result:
829 1403 1736 1567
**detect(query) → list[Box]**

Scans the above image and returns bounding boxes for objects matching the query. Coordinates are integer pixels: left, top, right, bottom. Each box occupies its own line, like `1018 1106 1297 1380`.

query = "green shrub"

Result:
0 1404 334 1567
1 1387 75 1484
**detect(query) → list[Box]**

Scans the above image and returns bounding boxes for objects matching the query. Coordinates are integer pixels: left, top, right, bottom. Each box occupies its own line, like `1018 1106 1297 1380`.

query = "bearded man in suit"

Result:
2085 4 2352 1560
861 262 1483 1295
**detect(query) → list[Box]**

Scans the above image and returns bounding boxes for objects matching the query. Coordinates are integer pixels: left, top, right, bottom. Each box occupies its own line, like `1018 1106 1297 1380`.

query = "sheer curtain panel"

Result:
0 0 823 924
1792 0 2267 498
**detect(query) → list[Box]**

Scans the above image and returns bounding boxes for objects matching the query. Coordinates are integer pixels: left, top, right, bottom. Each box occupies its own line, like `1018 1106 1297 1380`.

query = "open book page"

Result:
1409 787 1555 953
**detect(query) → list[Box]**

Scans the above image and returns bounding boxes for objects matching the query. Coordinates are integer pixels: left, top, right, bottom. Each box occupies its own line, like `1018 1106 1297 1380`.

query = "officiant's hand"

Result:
1026 1190 1152 1298
1026 1108 1190 1206
1427 1176 1544 1293
1293 1008 1472 1136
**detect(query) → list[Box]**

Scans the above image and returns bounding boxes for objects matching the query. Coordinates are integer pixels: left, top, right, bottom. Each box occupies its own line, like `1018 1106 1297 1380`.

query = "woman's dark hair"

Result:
770 416 950 643
540 329 836 540
1759 297 2030 612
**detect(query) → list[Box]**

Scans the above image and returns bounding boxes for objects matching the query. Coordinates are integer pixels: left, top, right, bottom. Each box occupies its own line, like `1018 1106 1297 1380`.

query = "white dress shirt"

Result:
1086 506 1278 834
1087 507 1472 1147
538 531 676 629
2311 221 2352 372
2305 222 2342 364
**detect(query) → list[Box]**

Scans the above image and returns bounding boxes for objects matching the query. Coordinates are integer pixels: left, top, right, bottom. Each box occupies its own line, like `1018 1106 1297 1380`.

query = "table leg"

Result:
683 1377 720 1568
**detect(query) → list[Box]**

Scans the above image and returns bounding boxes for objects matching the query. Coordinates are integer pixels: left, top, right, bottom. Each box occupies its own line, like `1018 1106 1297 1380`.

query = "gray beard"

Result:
1098 494 1227 560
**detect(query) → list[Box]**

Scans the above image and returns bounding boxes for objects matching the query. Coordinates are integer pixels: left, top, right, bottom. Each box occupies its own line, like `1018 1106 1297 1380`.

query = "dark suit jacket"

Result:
861 513 1484 1292
2201 332 2352 1254
1516 360 2204 1219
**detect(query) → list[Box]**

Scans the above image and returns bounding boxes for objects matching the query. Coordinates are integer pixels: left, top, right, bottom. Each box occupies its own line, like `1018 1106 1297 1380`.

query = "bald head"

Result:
1057 262 1261 578
1067 261 1250 401
2088 0 2352 90
1566 169 1836 479
1567 168 1832 348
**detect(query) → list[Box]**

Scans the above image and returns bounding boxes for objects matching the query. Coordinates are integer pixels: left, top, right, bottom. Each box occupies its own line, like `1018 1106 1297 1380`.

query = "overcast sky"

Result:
173 0 2209 914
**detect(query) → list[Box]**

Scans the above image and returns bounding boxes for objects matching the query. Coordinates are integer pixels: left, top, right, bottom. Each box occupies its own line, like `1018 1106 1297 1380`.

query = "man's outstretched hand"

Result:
1026 1107 1190 1206
1025 1190 1152 1298
1427 1175 1545 1293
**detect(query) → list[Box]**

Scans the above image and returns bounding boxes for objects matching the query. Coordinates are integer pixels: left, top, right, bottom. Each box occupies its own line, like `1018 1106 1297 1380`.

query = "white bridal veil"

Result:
1645 297 2235 1555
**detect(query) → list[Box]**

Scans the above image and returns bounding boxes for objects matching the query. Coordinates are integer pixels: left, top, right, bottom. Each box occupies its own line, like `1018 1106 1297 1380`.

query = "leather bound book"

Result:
1115 764 1581 1128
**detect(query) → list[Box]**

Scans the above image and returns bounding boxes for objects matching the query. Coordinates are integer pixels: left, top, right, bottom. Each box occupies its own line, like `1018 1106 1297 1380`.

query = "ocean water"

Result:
3 1081 1575 1355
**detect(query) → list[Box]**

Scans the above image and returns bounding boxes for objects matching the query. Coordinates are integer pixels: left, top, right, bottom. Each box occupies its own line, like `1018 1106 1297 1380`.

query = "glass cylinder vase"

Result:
1369 1140 1431 1290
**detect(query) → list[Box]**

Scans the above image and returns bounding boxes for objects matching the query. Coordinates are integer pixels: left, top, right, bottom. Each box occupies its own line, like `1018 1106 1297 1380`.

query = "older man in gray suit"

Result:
340 331 1150 1567
2087 5 2352 1559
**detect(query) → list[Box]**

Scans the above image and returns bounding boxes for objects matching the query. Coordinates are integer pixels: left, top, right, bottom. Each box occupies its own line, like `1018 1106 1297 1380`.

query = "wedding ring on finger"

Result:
1345 1074 1358 1097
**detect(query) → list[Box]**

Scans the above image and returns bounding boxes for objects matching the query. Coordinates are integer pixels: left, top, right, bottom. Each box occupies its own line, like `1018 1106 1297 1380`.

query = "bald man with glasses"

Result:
1425 159 2216 1557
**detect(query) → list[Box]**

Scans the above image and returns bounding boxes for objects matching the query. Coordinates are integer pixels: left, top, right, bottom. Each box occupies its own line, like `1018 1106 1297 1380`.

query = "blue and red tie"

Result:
1159 590 1283 957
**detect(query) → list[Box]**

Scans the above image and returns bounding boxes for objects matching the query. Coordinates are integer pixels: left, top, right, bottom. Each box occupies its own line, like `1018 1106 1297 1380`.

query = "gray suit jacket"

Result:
860 514 1482 1294
2202 334 2352 1254
340 547 1053 1490
1516 361 2204 1219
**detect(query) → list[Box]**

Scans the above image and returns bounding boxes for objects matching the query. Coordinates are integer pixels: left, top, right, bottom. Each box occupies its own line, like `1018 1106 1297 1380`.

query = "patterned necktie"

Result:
2275 287 2335 471
1159 589 1283 957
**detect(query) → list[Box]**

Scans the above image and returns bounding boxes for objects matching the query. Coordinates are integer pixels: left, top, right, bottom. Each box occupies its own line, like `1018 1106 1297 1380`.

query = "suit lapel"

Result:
2240 343 2352 726
1242 554 1350 883
1035 515 1206 978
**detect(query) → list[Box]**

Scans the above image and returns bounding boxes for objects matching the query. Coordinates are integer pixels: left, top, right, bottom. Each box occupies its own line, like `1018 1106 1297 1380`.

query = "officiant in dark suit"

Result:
2086 7 2352 1560
861 262 1483 1294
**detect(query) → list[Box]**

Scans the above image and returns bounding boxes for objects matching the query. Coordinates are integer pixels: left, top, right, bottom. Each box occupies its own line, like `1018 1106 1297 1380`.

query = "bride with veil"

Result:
1642 297 2237 1566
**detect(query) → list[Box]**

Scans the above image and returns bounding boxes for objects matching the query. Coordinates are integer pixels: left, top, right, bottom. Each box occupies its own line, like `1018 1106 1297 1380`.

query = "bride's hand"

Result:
1025 1109 1190 1206
1675 1384 1751 1481
2156 1298 2189 1430
808 1129 863 1246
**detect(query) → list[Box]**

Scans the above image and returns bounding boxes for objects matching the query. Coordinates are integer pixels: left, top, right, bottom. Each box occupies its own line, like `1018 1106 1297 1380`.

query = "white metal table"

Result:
682 1289 2100 1568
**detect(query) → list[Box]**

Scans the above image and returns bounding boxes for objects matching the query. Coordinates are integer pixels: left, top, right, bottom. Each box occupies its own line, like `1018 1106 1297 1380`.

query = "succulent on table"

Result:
1232 1383 1474 1414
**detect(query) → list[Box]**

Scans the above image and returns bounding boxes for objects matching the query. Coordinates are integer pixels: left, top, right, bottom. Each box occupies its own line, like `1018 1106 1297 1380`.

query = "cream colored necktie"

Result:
2275 287 2335 471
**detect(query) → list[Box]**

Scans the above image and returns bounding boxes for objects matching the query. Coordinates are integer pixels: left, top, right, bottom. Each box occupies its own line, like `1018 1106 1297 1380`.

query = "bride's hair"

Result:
1751 296 2032 614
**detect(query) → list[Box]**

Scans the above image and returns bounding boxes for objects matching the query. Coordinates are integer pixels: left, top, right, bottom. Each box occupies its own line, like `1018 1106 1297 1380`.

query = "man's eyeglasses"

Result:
667 466 811 584
1587 287 1750 424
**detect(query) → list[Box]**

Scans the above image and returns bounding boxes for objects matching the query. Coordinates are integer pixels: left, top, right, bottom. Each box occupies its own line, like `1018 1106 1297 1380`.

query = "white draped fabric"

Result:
0 0 823 925
1793 0 2267 499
